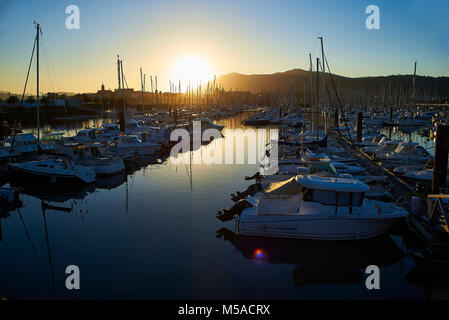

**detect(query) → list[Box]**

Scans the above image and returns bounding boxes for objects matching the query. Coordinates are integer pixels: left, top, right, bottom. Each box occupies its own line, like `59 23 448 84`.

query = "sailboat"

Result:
8 23 96 185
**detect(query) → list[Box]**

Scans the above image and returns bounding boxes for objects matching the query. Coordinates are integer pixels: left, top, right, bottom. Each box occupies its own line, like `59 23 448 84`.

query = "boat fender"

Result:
50 176 56 183
374 204 381 214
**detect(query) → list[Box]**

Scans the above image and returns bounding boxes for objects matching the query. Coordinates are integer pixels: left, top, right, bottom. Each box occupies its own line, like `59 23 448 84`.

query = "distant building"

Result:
49 99 66 106
65 98 81 107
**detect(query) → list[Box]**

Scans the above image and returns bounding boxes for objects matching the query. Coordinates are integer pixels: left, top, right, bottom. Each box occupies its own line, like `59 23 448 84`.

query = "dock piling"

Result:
432 124 449 193
356 112 363 143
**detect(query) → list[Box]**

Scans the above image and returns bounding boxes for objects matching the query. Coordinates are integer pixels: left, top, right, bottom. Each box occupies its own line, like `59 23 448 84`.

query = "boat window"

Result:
352 192 364 206
337 192 351 206
312 190 337 205
304 189 363 206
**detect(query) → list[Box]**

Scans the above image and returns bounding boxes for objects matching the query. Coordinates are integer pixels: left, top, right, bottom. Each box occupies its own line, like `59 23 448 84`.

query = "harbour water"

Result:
0 113 444 299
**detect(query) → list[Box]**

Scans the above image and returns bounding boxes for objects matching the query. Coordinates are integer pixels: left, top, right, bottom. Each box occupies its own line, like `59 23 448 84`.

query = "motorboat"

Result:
8 159 96 184
112 135 161 157
363 139 402 156
58 142 125 176
192 118 225 132
4 133 55 156
74 128 105 143
234 175 408 240
242 110 274 126
403 169 449 185
375 142 432 163
280 113 303 127
101 123 121 138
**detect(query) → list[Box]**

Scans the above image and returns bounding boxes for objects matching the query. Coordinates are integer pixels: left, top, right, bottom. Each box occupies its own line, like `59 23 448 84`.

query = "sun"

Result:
170 56 214 92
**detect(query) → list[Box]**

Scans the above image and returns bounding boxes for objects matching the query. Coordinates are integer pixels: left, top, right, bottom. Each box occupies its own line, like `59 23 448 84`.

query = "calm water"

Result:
0 113 446 299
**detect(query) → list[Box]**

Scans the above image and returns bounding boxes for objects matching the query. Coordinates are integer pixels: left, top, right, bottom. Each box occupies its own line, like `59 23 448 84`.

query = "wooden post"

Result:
432 124 449 193
356 112 363 143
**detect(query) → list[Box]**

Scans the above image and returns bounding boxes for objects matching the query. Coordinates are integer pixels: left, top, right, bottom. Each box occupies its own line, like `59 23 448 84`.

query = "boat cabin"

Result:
299 175 369 207
102 124 120 136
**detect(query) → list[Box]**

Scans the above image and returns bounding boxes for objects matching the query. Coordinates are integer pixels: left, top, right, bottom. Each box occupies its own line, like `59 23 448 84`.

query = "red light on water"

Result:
253 248 265 259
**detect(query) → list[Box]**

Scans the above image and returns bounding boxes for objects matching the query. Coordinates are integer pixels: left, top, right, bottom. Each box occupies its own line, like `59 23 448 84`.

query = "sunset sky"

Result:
0 0 448 94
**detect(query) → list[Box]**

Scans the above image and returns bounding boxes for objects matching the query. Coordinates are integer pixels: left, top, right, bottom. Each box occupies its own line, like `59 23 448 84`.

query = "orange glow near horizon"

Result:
169 56 215 93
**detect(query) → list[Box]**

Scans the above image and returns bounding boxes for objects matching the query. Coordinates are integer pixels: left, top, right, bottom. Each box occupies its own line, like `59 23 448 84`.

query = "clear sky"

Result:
0 0 448 94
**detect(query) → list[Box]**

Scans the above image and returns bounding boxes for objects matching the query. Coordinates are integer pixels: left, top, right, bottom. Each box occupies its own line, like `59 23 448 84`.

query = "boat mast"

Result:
316 57 320 140
409 61 417 161
319 37 326 109
140 67 144 114
309 53 313 133
35 22 41 145
120 60 125 123
117 54 121 112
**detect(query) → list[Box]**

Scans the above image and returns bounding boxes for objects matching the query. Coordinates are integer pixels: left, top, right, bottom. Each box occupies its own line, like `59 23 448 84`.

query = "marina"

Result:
0 0 448 304
1 108 449 299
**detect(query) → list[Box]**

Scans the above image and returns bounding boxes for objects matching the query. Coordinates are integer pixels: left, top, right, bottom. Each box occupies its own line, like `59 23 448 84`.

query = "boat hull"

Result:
80 159 125 176
237 216 405 240
242 120 271 126
8 164 93 185
117 145 161 157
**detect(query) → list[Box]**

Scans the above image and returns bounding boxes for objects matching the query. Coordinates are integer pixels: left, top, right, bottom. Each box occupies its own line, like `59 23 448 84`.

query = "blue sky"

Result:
0 0 448 93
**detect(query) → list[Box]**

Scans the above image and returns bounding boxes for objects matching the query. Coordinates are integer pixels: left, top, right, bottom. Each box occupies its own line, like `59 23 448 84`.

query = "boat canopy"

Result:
264 177 303 195
8 133 38 142
295 175 370 193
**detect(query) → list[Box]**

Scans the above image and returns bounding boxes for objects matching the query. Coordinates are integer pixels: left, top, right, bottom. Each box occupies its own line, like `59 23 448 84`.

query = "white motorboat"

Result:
1 133 57 159
112 135 161 157
280 113 303 127
363 139 402 155
403 168 449 185
375 142 432 163
9 159 96 184
235 175 408 240
59 142 125 176
74 128 106 143
242 110 274 126
192 118 225 132
101 123 121 138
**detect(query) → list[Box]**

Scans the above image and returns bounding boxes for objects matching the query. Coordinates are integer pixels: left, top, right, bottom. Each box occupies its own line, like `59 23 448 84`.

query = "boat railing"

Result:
427 194 449 225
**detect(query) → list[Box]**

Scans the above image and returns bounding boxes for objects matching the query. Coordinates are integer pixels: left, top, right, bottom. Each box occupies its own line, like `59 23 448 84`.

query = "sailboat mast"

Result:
413 61 417 105
316 57 320 140
117 55 121 109
140 67 144 113
120 60 125 119
319 37 326 110
319 36 327 135
36 23 40 145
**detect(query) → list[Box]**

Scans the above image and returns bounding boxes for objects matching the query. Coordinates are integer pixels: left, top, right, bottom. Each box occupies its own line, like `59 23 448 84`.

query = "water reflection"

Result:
10 180 95 203
407 255 449 299
0 113 447 299
217 228 404 287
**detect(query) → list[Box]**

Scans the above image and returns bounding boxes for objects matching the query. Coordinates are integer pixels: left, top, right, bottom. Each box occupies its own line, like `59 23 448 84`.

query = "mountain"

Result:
215 69 449 100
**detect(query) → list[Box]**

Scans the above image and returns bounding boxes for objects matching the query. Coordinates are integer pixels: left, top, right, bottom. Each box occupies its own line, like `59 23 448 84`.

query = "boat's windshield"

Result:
303 188 364 206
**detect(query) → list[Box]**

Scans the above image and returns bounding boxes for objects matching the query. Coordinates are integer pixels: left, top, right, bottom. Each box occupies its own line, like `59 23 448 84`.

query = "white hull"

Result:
237 215 403 240
79 158 124 176
117 144 160 157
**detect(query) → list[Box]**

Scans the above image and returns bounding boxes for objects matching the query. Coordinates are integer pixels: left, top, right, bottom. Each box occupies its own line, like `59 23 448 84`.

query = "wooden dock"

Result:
334 131 449 258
